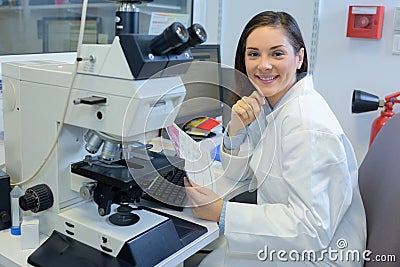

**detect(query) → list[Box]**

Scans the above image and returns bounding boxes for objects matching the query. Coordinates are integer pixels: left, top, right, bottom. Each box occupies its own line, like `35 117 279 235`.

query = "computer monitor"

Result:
175 44 223 126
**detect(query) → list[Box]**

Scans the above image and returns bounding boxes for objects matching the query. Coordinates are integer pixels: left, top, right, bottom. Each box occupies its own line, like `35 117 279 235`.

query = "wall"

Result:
314 0 400 164
193 0 221 44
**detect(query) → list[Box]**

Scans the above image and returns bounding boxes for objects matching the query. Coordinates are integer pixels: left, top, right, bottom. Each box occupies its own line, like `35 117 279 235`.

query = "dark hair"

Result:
231 11 308 100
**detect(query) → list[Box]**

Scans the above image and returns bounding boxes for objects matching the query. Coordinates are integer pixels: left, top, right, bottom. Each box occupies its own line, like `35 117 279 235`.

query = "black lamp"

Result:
352 90 383 113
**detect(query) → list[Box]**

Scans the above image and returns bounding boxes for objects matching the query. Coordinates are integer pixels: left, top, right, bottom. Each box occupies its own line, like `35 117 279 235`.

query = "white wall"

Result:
314 0 400 164
193 0 221 44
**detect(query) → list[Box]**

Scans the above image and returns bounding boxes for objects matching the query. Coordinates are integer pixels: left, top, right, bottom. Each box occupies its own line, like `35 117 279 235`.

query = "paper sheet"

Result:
167 123 216 189
149 12 189 35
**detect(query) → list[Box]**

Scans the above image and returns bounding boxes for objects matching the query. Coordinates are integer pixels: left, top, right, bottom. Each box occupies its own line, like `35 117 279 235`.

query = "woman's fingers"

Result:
184 178 224 222
242 96 260 115
229 90 266 135
250 90 266 106
233 104 250 120
234 98 257 121
184 177 219 206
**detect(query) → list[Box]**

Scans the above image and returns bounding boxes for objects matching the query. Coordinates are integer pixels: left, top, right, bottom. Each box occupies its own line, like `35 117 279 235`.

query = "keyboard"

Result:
140 167 187 211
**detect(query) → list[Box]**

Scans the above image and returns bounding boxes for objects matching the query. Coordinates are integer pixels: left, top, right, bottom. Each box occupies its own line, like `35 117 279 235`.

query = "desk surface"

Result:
0 231 47 267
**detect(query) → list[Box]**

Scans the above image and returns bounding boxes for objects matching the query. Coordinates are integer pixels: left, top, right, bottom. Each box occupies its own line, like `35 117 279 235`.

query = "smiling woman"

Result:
244 26 304 108
184 10 367 267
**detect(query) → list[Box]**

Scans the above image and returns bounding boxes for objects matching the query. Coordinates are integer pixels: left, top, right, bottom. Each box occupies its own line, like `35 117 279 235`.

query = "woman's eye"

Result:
273 51 284 57
247 52 259 57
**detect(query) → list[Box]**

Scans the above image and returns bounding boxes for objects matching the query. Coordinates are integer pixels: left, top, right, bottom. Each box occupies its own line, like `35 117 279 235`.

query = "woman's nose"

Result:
257 56 272 70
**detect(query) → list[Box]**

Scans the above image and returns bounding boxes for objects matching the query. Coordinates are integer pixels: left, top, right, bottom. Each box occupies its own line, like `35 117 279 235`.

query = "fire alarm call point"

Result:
346 5 384 39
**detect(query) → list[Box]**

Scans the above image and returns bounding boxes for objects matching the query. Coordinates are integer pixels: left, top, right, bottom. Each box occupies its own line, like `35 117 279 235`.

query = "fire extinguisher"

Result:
352 90 400 147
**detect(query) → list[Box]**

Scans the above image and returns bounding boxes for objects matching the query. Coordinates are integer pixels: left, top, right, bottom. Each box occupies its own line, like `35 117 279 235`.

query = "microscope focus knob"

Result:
80 182 96 200
0 211 10 223
19 184 54 213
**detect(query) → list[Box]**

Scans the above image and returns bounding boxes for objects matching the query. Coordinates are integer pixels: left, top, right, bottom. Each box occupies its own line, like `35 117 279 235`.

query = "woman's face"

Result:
245 26 304 107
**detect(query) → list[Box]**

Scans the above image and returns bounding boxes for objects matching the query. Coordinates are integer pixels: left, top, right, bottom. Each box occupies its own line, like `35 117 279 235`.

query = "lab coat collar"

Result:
265 74 314 123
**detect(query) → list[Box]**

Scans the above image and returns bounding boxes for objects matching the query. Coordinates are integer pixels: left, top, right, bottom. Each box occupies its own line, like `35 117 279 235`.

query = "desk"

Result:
0 142 249 267
0 231 47 267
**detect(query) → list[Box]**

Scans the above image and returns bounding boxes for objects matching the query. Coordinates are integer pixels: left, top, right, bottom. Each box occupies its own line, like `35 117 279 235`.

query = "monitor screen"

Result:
175 44 223 126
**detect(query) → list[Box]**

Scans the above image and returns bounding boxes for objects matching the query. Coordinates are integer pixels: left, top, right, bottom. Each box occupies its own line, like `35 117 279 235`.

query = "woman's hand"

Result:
184 178 223 222
229 90 266 136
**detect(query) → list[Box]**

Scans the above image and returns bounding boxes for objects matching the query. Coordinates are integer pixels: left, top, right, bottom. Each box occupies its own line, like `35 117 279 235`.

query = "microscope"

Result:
2 15 211 266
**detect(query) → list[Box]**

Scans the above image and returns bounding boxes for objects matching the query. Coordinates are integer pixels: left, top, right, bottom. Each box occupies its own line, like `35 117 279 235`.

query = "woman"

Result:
185 11 366 266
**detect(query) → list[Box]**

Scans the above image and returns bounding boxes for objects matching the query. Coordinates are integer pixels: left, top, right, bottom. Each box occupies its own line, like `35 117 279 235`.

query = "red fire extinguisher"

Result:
352 90 400 147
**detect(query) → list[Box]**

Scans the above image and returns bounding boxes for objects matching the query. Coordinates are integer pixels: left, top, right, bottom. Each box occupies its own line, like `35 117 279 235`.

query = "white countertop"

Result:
0 231 47 267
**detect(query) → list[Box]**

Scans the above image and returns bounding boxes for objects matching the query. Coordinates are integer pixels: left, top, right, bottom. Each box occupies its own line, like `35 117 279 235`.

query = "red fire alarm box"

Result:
346 6 384 39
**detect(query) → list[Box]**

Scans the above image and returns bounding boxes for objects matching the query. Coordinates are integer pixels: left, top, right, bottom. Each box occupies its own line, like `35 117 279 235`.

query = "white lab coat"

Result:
200 75 366 266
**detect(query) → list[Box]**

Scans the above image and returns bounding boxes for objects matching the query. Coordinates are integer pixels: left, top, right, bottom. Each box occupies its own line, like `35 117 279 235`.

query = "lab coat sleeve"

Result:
223 130 354 254
220 136 254 182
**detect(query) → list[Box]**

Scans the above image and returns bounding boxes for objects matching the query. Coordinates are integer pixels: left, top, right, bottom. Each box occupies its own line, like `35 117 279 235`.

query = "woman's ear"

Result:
297 47 305 69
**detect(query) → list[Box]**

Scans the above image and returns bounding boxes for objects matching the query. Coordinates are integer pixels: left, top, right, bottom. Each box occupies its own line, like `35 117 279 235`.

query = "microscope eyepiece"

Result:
149 22 189 55
189 23 207 44
172 23 207 55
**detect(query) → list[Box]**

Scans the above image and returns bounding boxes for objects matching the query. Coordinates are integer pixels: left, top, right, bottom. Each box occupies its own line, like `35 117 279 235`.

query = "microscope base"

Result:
27 230 131 267
27 205 207 267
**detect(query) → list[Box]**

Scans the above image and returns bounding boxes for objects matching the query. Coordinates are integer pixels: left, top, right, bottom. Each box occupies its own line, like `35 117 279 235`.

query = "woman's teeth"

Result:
259 76 275 81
